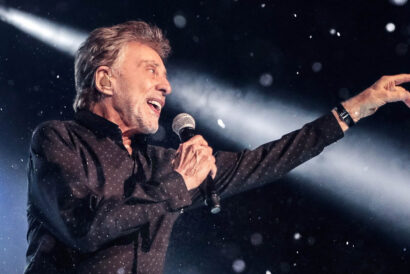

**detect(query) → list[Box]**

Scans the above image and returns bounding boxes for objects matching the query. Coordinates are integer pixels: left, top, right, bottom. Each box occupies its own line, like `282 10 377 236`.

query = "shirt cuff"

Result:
310 112 345 146
160 171 192 211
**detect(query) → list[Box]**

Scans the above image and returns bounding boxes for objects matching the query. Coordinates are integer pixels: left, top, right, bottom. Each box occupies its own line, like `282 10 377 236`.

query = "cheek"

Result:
114 77 149 108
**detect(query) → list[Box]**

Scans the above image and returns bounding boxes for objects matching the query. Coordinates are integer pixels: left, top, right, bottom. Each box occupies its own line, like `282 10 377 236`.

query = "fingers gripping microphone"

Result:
172 113 221 214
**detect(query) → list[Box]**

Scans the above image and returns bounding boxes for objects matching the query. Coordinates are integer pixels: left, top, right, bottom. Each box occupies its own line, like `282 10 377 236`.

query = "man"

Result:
25 21 410 274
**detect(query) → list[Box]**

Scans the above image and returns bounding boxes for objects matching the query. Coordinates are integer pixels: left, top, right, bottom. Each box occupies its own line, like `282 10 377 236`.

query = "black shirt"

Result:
25 110 343 274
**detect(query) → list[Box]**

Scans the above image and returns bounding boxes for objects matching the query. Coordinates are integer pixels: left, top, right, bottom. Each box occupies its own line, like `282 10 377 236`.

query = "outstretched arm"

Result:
205 74 410 199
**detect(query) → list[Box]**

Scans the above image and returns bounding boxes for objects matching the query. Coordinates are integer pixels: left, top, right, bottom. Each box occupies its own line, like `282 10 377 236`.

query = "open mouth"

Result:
147 99 162 115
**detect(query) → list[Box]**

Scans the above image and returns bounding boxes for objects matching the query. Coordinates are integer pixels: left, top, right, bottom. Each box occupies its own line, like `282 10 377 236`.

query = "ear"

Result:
95 66 114 96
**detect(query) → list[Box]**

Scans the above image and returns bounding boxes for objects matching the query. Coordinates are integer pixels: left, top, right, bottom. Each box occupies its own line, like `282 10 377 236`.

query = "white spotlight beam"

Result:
0 5 86 55
168 67 410 241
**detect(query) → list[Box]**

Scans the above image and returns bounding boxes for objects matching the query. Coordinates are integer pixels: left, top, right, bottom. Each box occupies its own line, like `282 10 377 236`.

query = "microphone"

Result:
172 113 221 214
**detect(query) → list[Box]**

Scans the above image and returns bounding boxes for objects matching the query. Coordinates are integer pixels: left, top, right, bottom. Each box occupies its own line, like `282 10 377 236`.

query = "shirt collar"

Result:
74 110 148 148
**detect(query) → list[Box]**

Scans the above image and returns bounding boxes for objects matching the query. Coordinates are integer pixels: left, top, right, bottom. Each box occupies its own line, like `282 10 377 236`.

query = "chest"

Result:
77 138 176 198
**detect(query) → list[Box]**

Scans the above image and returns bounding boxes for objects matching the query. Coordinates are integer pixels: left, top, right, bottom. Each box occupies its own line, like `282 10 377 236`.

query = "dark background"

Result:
0 0 409 273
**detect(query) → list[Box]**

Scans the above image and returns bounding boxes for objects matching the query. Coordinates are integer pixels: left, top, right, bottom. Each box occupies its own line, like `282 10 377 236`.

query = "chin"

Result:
145 127 158 135
141 123 158 135
131 114 158 134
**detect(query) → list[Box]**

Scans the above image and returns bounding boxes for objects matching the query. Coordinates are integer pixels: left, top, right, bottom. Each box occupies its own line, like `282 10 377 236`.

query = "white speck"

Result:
259 73 273 87
261 3 266 8
293 263 297 266
389 0 408 6
250 232 263 246
312 62 322 72
330 28 336 35
117 267 125 274
296 250 299 254
266 271 272 274
217 119 226 128
56 75 60 79
309 35 313 39
294 232 301 240
249 52 254 57
173 14 187 28
296 71 300 75
293 13 297 18
403 247 407 252
232 259 246 273
336 31 341 37
11 163 19 170
386 22 396 32
346 241 349 245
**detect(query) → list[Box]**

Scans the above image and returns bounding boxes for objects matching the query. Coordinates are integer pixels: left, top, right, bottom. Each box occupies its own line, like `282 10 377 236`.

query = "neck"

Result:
91 101 136 155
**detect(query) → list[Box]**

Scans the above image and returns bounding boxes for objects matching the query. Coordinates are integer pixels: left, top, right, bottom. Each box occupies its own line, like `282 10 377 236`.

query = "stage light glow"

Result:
390 0 408 6
312 62 322 72
0 5 86 55
259 73 273 87
217 118 226 128
232 259 246 273
250 232 263 246
386 22 396 32
173 14 187 28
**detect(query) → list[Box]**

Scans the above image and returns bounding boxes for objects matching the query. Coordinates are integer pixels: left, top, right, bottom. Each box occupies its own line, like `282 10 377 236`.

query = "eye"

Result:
148 67 156 74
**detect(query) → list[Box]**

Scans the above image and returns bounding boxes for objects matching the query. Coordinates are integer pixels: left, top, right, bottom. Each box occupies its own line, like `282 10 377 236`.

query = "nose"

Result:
156 76 172 96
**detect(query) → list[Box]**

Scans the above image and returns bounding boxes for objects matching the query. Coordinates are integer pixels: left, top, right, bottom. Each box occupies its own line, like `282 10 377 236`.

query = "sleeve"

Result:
205 112 344 200
27 122 189 253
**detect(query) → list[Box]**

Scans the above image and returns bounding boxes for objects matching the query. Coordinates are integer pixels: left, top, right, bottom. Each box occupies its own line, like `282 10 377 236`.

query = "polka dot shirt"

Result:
25 110 343 273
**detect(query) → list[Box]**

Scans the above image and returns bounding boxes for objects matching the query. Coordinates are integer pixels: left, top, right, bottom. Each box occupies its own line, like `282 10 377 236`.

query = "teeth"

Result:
148 100 162 111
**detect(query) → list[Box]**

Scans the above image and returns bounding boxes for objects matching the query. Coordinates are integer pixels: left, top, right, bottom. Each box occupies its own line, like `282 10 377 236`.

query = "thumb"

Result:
210 164 217 180
404 97 410 108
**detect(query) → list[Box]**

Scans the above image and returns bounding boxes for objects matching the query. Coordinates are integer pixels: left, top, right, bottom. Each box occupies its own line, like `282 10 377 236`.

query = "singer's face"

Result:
111 42 171 134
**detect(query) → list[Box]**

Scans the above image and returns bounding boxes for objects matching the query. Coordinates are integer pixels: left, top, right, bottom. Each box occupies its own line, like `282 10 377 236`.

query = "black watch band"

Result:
335 104 355 127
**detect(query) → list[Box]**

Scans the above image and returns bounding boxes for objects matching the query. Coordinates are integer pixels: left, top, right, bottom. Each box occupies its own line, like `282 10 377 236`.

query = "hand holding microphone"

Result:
172 113 221 214
172 135 217 190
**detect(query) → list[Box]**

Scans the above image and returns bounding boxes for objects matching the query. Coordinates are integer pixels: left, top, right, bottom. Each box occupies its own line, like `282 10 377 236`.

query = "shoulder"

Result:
31 119 81 150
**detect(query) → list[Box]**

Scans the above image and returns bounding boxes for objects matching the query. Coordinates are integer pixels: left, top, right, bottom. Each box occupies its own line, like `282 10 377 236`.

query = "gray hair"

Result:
73 21 171 112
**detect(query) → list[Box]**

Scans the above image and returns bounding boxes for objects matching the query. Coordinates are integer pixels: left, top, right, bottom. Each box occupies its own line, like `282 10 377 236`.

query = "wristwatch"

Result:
335 103 355 127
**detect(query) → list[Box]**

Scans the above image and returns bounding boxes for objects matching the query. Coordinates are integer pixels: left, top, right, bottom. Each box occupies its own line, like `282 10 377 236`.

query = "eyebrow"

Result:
139 60 159 66
139 60 167 75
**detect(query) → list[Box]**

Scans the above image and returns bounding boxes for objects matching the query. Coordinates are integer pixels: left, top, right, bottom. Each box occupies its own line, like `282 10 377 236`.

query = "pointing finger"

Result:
392 73 410 86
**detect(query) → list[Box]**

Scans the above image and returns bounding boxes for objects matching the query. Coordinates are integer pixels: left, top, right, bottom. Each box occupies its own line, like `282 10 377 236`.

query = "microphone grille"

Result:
172 113 195 136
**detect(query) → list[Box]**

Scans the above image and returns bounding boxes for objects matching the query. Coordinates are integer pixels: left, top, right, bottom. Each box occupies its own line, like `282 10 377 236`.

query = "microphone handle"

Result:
178 127 221 214
178 127 196 143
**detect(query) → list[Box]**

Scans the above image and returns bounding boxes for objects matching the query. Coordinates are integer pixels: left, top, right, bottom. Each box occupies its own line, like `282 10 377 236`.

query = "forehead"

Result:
119 41 165 67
